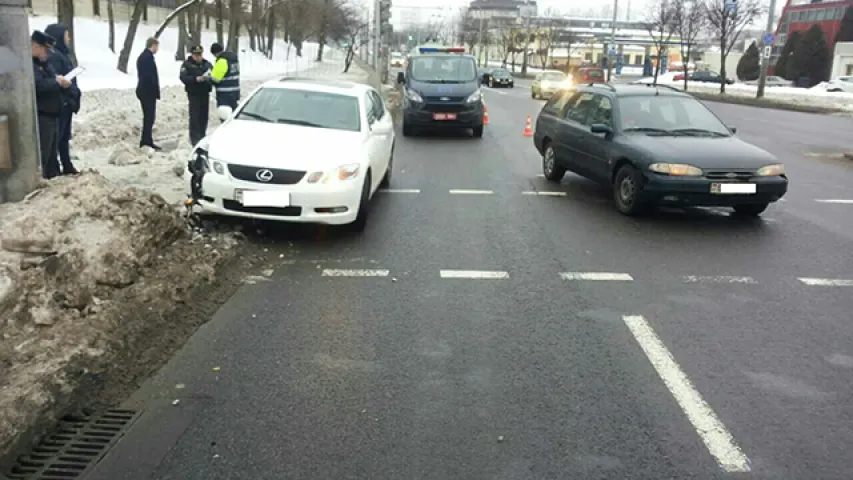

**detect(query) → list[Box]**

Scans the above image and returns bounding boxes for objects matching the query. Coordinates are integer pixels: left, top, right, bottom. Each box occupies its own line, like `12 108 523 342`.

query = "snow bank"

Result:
29 15 322 92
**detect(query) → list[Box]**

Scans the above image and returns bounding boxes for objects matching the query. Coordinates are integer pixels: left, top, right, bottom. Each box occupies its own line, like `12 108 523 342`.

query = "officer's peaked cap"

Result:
31 30 55 47
191 45 203 54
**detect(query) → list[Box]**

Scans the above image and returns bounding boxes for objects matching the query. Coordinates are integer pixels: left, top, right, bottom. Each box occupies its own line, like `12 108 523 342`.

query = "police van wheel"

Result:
402 122 414 137
472 126 484 138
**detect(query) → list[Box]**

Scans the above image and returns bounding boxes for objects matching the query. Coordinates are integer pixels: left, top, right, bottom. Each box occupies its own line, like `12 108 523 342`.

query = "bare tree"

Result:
538 22 558 69
117 0 146 73
337 3 369 73
107 0 115 52
643 0 678 85
153 0 200 39
56 0 76 64
703 0 763 93
92 0 100 16
673 0 707 91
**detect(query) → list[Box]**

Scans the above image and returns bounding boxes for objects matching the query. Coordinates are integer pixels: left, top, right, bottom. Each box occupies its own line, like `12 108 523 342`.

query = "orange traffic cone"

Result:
483 104 490 125
523 114 533 137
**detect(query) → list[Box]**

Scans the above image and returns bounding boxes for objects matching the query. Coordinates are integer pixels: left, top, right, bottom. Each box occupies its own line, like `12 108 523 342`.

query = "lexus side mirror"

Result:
729 126 737 134
396 72 405 84
217 106 233 122
590 123 613 135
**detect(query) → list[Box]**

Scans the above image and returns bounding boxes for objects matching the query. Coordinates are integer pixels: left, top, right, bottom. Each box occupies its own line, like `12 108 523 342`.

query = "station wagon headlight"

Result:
466 90 482 103
306 163 361 184
756 164 785 176
406 89 423 103
649 163 703 176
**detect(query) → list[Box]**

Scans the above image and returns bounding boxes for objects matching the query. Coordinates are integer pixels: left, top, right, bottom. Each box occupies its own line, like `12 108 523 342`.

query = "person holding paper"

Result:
45 23 81 175
31 30 72 179
179 45 213 146
136 37 161 151
209 42 240 110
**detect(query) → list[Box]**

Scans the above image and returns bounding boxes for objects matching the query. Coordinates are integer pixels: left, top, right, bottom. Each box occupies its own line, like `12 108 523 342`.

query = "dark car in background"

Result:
532 83 788 216
482 68 514 88
571 66 606 85
673 70 735 85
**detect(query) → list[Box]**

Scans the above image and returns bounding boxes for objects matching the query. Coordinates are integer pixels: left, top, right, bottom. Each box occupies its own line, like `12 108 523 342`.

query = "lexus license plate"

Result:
433 113 457 120
710 183 757 194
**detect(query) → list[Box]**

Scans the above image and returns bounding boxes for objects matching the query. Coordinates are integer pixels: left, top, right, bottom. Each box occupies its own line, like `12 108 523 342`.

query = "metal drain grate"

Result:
5 409 140 479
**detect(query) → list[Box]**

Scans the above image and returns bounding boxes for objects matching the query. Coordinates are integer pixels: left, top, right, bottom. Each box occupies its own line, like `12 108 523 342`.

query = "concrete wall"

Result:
0 0 41 203
831 41 853 78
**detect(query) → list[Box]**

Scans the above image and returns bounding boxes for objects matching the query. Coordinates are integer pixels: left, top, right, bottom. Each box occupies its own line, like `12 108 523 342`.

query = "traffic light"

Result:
381 23 393 37
379 0 391 24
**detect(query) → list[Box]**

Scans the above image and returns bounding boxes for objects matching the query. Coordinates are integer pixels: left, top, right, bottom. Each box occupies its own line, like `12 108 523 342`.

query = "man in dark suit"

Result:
136 37 161 151
45 23 81 174
32 30 72 179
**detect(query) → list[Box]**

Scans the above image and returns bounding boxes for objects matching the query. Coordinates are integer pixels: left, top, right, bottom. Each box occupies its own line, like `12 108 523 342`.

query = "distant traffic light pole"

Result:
0 0 41 203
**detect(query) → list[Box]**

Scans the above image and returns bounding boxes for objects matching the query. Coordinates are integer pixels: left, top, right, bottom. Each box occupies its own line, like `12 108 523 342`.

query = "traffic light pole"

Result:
373 0 381 70
756 0 778 99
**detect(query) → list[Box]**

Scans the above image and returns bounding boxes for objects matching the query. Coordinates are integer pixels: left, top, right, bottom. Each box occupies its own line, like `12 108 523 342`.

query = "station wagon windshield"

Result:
410 56 477 83
618 95 731 136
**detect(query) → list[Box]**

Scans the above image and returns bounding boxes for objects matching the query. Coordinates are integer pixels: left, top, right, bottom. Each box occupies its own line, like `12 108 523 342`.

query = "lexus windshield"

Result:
618 95 731 136
236 88 361 132
410 56 477 83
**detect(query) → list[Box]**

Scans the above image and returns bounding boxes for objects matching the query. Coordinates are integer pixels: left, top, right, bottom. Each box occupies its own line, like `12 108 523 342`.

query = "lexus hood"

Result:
206 120 365 170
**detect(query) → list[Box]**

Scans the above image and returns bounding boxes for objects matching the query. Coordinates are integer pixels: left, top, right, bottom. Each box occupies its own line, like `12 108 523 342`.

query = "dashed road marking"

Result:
682 276 757 284
814 199 853 204
522 191 567 196
559 272 634 281
622 315 751 473
449 189 494 195
439 269 509 279
321 269 390 277
380 188 421 193
798 277 853 287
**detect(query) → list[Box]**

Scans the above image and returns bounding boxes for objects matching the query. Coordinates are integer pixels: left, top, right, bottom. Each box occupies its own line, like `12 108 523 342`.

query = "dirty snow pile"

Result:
0 173 242 457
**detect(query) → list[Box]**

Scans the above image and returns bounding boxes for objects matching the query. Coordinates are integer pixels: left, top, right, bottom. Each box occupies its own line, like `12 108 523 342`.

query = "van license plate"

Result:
433 113 457 120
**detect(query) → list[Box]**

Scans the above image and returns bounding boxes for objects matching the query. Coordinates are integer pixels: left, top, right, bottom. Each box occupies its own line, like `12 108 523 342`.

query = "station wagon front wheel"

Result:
542 144 565 182
613 165 648 216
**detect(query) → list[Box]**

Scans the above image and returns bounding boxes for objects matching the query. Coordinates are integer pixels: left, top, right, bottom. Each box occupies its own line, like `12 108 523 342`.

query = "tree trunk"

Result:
719 21 727 94
117 0 146 73
227 0 240 52
92 0 100 16
107 0 115 52
682 44 691 91
143 3 148 22
215 0 225 44
265 8 275 59
175 12 187 60
249 0 260 51
653 48 662 85
193 3 203 45
56 0 77 64
154 0 199 39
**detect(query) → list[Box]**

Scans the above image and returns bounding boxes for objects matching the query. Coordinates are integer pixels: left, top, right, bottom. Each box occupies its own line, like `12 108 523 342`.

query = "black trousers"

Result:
138 94 157 147
216 91 239 110
188 94 209 146
57 109 75 172
37 114 60 179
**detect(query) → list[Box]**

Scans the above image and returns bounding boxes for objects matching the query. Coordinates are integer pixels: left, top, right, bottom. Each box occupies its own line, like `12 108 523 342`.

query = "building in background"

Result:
771 0 850 73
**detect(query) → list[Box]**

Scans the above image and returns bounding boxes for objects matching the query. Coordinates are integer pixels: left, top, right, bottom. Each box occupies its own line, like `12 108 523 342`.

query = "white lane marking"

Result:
559 272 634 281
321 269 389 277
522 191 567 196
439 269 509 279
815 199 853 204
449 189 494 195
682 276 757 284
380 188 421 193
622 315 751 473
536 174 545 178
798 277 853 286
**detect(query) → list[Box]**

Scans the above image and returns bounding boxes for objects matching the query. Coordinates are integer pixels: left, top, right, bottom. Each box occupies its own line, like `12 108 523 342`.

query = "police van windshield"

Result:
236 88 361 132
410 56 477 83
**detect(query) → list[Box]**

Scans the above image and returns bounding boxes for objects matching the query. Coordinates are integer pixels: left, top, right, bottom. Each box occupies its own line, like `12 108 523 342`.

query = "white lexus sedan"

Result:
185 78 395 231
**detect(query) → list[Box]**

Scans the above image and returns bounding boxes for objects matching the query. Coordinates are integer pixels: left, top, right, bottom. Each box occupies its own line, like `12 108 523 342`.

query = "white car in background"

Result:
825 76 853 93
186 78 395 232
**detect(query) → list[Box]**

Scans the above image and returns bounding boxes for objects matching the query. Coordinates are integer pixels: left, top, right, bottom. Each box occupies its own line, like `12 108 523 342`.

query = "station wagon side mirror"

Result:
590 123 613 136
728 126 737 134
396 72 405 84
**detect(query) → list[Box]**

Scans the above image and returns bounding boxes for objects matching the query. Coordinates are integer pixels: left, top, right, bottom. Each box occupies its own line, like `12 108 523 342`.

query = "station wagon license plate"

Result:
235 189 291 207
433 113 457 120
710 183 756 194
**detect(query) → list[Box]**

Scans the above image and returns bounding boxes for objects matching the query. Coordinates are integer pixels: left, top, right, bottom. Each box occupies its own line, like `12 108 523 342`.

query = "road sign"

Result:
763 46 772 59
763 33 775 45
608 47 616 56
724 0 736 11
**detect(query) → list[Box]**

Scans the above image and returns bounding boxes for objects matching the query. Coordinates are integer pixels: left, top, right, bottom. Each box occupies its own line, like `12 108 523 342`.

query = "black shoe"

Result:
63 166 79 175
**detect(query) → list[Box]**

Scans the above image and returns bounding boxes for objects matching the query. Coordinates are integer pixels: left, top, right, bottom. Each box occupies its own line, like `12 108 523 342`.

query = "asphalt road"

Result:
87 78 853 479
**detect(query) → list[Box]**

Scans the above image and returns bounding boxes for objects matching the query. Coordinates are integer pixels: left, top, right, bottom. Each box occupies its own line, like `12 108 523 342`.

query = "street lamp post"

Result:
607 0 619 82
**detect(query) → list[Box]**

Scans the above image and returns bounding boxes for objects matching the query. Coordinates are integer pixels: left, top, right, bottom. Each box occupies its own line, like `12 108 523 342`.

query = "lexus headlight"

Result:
466 90 482 103
756 164 785 176
210 159 225 175
406 89 423 103
305 163 361 184
649 163 703 176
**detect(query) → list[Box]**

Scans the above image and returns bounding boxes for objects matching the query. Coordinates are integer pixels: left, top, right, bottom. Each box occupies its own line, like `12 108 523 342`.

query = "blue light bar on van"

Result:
419 47 465 53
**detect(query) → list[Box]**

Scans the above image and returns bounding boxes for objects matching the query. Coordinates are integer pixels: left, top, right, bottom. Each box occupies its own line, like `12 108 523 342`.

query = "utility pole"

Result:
520 10 532 75
756 0 778 98
372 0 380 69
0 0 41 203
476 14 485 66
607 0 619 82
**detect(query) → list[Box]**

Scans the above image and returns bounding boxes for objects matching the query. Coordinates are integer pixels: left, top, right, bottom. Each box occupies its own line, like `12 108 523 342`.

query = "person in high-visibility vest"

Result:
208 42 240 110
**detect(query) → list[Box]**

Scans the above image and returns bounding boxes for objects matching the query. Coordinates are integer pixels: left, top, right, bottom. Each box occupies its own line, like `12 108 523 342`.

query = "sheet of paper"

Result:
64 66 85 81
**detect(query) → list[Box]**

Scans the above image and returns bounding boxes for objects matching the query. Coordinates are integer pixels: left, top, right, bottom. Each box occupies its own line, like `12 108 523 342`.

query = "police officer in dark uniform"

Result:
209 42 240 110
32 30 71 179
179 45 213 146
